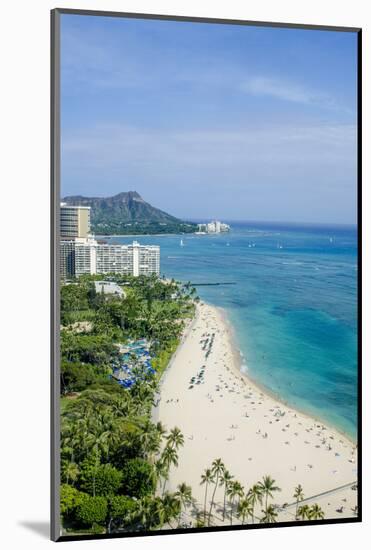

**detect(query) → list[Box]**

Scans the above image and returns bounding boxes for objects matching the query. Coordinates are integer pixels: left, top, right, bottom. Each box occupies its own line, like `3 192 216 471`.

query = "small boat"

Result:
180 239 184 247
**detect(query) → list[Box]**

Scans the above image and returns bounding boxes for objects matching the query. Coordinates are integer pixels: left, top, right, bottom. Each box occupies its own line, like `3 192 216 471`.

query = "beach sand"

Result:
153 302 358 525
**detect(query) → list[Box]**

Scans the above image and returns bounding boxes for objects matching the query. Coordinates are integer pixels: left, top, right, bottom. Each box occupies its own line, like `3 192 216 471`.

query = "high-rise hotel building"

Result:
60 204 160 279
60 204 91 239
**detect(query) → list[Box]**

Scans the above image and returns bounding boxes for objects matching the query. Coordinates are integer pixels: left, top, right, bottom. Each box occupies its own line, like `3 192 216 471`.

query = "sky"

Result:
60 14 358 224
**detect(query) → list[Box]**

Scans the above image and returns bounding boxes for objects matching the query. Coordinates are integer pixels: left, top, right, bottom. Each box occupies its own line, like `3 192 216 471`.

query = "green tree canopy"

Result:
60 484 84 515
121 458 156 498
80 462 123 497
76 495 108 526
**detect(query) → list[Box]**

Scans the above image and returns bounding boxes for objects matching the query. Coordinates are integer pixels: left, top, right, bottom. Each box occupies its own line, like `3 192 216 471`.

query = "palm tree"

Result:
161 492 181 528
208 458 225 525
220 469 233 521
97 419 122 461
155 421 167 439
135 496 153 530
138 419 161 460
237 497 254 525
81 444 101 497
293 484 304 519
61 417 89 464
175 483 194 526
195 512 205 528
166 427 185 450
149 497 166 529
161 445 178 496
258 475 281 513
227 480 244 525
154 459 168 493
297 504 310 521
234 481 244 513
62 461 79 485
247 484 263 524
308 504 325 520
200 468 214 523
260 504 278 523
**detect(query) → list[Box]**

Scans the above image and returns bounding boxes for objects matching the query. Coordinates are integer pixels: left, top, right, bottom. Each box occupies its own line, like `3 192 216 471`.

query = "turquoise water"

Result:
106 223 358 439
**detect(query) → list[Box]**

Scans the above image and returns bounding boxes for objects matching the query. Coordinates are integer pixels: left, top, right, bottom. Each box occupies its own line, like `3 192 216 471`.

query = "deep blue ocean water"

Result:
106 223 358 439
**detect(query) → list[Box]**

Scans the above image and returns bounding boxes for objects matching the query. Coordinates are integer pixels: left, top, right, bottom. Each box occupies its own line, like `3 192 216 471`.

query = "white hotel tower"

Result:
60 204 160 279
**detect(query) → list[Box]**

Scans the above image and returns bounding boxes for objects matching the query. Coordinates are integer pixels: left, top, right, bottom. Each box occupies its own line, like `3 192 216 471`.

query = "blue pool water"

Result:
106 223 358 439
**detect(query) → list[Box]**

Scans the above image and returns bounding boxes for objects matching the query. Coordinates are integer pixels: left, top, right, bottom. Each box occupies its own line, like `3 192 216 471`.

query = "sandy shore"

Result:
154 302 358 525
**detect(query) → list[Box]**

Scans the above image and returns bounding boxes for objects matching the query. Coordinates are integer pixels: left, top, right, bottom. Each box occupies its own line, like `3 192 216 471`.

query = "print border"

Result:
50 8 362 542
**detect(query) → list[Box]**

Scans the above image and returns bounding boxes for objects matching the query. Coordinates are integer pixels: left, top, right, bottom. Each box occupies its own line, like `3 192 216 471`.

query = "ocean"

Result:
106 222 358 439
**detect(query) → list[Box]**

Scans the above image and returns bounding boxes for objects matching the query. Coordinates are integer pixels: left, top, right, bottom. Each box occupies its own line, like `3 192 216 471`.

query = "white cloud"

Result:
241 76 349 114
61 122 357 223
244 76 313 103
62 122 356 176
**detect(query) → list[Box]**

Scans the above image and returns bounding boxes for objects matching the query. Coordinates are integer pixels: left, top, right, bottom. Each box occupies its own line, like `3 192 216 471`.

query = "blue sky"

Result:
61 14 358 224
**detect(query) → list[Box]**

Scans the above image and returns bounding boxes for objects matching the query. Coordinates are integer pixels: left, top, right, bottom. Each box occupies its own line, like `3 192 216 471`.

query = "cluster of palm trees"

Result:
62 274 196 370
140 426 195 529
297 503 325 520
199 459 280 526
293 484 325 520
130 482 194 531
155 426 184 496
199 460 324 526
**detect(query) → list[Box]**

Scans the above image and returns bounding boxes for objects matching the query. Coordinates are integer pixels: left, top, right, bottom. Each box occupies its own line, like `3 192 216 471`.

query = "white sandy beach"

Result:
154 302 358 525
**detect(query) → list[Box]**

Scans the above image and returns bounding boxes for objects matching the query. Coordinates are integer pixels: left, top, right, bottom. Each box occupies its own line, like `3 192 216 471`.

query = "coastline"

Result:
218 306 357 447
154 300 358 524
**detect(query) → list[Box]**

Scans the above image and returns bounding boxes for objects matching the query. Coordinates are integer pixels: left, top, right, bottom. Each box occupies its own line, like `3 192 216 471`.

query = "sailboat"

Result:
180 239 184 247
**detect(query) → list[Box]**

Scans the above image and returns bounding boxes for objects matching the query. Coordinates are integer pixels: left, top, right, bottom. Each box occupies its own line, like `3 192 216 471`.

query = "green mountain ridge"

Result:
62 191 197 235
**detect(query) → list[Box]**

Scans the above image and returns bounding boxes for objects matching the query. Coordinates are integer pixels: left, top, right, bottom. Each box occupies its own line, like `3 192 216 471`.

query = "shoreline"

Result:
217 305 357 446
154 300 358 523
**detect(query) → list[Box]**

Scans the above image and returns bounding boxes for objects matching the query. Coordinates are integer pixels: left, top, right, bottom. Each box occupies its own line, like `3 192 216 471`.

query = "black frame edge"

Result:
356 27 362 523
57 516 361 543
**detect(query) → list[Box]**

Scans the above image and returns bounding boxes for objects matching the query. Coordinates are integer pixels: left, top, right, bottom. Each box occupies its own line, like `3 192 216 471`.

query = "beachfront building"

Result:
75 237 97 277
60 204 91 239
60 202 160 279
95 243 132 275
132 241 160 276
197 220 230 234
95 241 160 276
60 240 76 279
60 237 96 278
60 238 160 279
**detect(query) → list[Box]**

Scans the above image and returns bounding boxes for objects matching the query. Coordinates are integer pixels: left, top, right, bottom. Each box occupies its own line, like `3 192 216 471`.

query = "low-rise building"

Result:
94 281 125 297
196 220 231 234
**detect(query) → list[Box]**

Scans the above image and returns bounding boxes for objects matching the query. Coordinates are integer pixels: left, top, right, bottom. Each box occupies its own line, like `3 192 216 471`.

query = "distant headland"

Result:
62 191 197 235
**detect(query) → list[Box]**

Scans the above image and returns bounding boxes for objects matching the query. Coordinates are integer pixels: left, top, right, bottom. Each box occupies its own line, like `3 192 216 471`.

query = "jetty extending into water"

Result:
191 282 236 286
